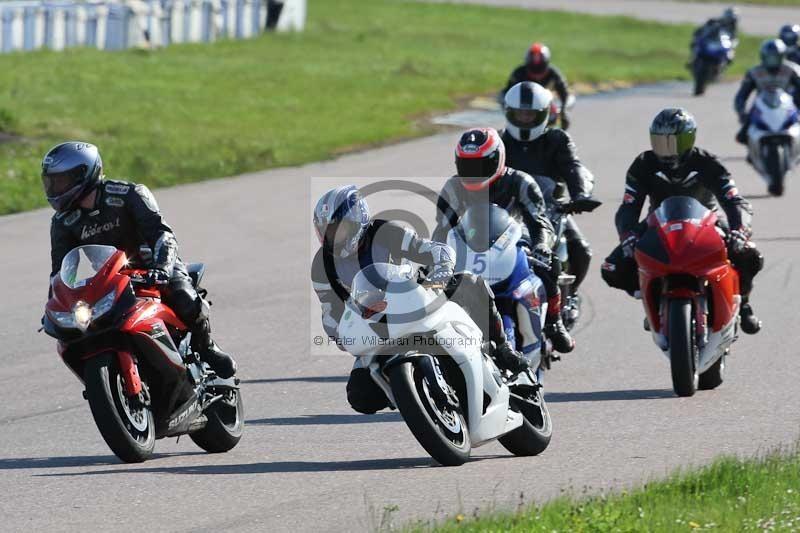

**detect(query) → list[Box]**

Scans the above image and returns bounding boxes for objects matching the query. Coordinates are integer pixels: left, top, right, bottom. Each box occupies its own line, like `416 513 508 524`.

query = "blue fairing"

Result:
492 246 543 355
491 246 532 299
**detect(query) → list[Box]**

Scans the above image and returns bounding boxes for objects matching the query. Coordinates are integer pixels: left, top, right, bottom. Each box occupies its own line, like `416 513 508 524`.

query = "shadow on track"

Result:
0 452 204 470
241 376 348 385
247 412 402 426
36 454 508 477
546 389 674 403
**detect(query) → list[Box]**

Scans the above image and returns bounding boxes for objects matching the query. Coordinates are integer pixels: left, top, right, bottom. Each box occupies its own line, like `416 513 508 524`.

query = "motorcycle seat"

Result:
187 263 205 288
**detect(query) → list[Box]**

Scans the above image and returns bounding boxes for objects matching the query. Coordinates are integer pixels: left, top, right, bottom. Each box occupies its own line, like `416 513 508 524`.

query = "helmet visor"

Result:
42 167 85 197
650 131 695 160
505 107 549 130
456 151 500 181
324 218 362 250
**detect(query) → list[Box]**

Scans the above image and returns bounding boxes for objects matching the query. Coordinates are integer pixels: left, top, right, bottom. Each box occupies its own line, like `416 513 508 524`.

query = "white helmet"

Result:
503 81 552 142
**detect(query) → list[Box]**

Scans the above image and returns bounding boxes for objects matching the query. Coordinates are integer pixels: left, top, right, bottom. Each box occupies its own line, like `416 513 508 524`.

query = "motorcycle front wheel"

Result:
498 383 552 456
693 59 711 96
668 299 699 397
85 354 155 463
390 360 470 466
764 143 787 196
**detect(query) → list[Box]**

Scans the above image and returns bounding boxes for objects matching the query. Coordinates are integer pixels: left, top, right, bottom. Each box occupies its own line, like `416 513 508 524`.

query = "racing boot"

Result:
735 124 748 145
544 295 575 353
739 297 761 335
493 341 530 375
192 318 238 378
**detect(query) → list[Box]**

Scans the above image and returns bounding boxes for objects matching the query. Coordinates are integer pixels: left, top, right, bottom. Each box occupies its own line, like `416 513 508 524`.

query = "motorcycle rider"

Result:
500 81 598 319
600 108 763 335
501 43 571 130
43 142 237 378
734 39 800 145
433 128 575 354
689 7 739 65
779 24 800 65
311 185 530 415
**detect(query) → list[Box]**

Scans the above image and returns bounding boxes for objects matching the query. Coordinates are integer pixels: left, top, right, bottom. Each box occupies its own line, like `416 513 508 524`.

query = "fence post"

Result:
1 9 14 53
23 6 37 50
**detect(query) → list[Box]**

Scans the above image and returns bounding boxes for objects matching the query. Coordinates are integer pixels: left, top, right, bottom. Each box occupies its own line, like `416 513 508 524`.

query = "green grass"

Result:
0 0 761 215
409 445 800 532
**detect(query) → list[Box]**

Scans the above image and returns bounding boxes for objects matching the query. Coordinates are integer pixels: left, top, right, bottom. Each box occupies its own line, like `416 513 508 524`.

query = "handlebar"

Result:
554 198 603 215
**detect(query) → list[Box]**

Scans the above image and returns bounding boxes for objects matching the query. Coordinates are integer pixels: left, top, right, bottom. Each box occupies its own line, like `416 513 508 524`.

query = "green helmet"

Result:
649 108 697 169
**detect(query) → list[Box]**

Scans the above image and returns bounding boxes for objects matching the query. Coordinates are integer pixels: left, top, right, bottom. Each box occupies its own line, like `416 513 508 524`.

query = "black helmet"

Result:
779 24 800 48
760 39 787 73
649 108 697 170
41 142 103 212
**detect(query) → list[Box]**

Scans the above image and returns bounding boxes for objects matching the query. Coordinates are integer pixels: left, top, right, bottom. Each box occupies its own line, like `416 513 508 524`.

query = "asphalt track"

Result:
435 0 799 36
2 76 800 531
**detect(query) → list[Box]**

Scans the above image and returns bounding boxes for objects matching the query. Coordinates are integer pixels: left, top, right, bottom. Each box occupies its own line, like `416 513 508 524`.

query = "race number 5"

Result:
472 253 487 274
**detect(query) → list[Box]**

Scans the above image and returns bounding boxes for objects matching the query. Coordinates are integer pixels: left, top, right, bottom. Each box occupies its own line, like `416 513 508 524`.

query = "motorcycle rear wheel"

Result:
85 354 155 463
390 360 470 466
765 143 786 196
498 384 552 456
190 389 244 453
668 299 699 397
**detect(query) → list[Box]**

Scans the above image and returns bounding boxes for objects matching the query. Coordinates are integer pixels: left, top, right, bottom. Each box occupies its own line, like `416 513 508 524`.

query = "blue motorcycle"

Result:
692 30 736 96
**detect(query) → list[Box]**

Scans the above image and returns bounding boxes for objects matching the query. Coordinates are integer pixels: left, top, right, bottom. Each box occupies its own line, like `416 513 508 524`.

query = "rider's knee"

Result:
346 368 389 414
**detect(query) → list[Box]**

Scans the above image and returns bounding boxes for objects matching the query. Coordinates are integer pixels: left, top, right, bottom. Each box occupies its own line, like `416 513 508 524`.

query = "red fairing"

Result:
636 205 739 335
48 250 129 314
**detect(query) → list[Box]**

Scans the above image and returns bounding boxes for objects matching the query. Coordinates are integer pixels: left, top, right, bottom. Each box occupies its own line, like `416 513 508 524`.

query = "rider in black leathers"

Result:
500 81 597 308
734 39 800 145
311 185 530 415
690 7 739 64
432 128 575 354
43 142 237 378
600 109 763 335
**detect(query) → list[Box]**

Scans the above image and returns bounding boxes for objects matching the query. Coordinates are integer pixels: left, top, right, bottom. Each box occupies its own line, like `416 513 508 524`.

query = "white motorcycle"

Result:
337 263 552 466
746 88 800 196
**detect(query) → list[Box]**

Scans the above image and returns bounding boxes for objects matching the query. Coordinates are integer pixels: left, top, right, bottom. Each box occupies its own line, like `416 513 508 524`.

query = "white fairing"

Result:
338 264 524 447
446 222 522 286
747 89 800 181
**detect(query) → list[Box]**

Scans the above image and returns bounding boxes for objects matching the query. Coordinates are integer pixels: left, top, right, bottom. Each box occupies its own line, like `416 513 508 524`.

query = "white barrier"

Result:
0 0 305 53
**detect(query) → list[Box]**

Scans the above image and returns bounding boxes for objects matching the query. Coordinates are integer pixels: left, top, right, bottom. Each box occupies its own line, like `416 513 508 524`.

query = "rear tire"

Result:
699 354 725 390
765 143 786 196
668 299 698 397
190 389 244 453
390 360 470 466
84 354 155 463
498 385 552 456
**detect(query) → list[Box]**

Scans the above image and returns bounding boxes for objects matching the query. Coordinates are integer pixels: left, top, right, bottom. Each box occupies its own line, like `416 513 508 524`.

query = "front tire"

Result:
765 143 786 196
190 389 244 453
498 384 552 456
693 60 710 96
668 299 699 397
84 354 155 463
390 360 470 466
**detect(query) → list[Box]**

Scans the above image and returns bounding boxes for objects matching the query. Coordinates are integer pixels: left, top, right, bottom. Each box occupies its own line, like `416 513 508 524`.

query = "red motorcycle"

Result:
43 244 244 462
634 196 740 397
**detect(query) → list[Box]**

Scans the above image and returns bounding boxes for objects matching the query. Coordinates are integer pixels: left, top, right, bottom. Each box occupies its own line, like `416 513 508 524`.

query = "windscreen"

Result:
653 196 709 226
351 263 416 316
59 245 117 289
458 204 511 253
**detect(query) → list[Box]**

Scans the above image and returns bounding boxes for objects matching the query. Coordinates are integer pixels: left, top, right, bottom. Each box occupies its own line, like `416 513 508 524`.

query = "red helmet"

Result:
455 128 506 191
525 42 551 79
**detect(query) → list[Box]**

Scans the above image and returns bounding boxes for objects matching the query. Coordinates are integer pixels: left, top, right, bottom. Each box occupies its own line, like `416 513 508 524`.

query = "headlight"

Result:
49 310 77 329
92 290 117 320
73 302 92 332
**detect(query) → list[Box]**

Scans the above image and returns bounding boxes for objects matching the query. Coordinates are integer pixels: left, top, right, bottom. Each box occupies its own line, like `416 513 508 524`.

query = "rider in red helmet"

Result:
501 43 572 130
433 128 575 353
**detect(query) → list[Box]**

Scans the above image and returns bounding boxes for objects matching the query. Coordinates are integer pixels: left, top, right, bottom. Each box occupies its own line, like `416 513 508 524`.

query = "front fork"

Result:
660 292 708 348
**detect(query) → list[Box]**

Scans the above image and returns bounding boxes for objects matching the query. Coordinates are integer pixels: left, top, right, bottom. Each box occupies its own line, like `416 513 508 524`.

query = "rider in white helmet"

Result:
501 82 598 323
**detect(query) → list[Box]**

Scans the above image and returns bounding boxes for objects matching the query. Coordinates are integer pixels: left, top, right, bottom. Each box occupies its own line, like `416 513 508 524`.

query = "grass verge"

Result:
409 444 800 532
0 0 761 215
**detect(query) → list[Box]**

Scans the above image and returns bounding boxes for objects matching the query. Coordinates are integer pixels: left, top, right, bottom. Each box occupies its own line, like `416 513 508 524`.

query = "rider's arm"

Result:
791 69 800 107
379 220 455 277
126 184 178 273
501 66 526 98
549 66 570 104
311 249 346 341
734 70 756 116
614 156 649 238
49 217 78 279
550 129 594 198
515 172 556 249
700 154 753 233
432 177 462 243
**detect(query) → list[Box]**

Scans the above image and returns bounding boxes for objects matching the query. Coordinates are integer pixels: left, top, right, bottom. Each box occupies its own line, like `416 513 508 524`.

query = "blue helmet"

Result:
761 39 787 72
779 24 800 48
313 185 370 257
41 141 103 212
